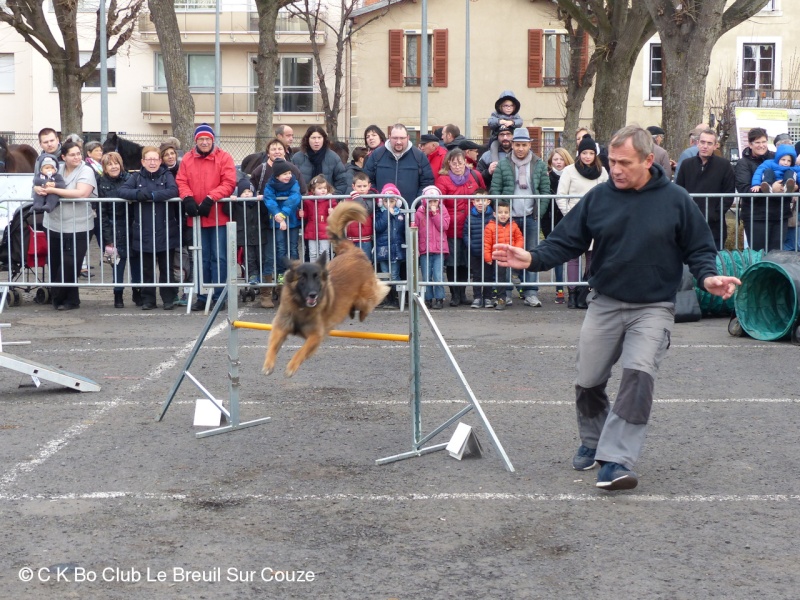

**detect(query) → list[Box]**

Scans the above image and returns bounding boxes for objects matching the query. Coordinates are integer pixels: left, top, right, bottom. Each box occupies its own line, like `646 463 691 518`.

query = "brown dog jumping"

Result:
262 202 390 377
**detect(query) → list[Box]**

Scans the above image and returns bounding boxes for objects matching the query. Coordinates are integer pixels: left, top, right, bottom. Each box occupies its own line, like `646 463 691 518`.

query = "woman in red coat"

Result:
435 148 485 306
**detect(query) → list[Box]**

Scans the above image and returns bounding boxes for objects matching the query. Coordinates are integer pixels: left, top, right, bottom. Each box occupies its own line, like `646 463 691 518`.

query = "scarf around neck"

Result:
575 160 602 180
449 171 469 186
306 146 327 177
510 152 533 190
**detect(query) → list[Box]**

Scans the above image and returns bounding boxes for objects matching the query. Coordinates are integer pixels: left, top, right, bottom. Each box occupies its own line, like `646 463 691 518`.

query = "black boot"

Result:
113 290 124 309
449 287 460 307
576 289 589 309
132 288 143 307
567 289 577 309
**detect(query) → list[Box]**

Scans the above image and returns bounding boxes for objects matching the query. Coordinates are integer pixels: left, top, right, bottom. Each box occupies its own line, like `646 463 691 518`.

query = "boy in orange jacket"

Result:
484 199 523 310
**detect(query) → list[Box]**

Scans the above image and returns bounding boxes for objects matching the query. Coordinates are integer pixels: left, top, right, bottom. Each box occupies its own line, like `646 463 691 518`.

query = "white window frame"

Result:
79 51 116 90
642 35 662 107
737 37 781 93
274 54 316 113
0 54 14 93
155 53 215 91
759 0 780 15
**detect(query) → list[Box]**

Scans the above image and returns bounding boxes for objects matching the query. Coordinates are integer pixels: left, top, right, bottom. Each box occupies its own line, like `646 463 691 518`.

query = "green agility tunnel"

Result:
735 251 800 341
696 249 763 316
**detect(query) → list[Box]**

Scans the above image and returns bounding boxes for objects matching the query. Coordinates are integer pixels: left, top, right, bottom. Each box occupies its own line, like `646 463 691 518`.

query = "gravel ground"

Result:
0 284 798 599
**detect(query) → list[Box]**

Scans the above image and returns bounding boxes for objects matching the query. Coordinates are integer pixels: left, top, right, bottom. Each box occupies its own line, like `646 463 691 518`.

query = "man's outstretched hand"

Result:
492 244 532 270
704 275 741 300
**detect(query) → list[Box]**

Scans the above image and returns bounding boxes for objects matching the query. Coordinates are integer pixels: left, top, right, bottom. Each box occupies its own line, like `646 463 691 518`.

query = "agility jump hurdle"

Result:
158 219 514 471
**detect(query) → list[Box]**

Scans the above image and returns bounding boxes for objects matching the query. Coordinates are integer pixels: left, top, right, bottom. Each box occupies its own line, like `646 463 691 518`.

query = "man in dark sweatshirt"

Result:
492 126 740 492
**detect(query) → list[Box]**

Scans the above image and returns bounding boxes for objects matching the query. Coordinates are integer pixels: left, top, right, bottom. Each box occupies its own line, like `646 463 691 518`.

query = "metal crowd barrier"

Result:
1 189 797 311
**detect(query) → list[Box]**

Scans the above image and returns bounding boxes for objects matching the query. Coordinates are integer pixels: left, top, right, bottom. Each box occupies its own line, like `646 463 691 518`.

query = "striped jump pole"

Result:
231 321 409 343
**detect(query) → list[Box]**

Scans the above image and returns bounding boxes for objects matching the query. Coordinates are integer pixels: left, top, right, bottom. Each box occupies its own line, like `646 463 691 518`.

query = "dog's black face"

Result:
284 254 328 308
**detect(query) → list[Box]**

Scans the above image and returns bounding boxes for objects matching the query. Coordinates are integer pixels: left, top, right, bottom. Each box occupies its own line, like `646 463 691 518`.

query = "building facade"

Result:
0 0 793 160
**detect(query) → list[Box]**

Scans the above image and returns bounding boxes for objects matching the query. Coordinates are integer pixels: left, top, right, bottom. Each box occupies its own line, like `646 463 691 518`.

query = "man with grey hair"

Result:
493 125 740 491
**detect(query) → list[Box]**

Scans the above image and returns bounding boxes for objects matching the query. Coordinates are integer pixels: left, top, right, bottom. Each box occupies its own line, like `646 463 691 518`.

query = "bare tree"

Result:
287 0 390 141
555 0 656 145
560 15 600 154
644 0 771 159
253 0 297 152
146 0 195 151
0 0 143 136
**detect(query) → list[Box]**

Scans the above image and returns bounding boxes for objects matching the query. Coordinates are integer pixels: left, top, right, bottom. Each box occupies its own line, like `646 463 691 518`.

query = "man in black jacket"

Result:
493 126 740 492
675 128 735 250
734 127 791 252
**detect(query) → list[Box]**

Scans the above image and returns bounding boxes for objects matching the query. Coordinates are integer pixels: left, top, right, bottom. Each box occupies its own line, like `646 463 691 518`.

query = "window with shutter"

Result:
388 30 404 87
527 127 543 157
528 29 543 88
433 29 448 87
579 31 590 80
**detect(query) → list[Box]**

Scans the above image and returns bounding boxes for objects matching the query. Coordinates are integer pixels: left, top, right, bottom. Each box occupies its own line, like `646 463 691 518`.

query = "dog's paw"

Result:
284 365 297 378
262 364 274 376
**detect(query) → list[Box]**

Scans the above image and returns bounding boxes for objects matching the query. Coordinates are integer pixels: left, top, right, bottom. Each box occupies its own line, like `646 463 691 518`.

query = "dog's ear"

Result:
316 253 328 269
281 256 300 271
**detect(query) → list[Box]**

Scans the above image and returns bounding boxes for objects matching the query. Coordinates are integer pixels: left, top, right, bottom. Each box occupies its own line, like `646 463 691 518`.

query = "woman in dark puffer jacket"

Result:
98 151 134 308
117 146 180 310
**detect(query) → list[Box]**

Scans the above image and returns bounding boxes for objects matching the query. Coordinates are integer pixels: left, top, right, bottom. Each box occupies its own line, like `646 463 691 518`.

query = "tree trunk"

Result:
555 0 655 146
563 28 597 154
659 40 716 160
147 0 195 151
254 0 283 153
53 66 84 137
644 0 772 160
591 52 642 145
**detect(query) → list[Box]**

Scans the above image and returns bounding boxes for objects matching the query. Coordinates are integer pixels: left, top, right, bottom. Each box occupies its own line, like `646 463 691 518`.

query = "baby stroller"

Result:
0 202 49 307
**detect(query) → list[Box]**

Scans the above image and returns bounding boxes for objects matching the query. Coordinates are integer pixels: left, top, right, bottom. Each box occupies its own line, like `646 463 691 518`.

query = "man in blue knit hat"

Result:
176 123 237 310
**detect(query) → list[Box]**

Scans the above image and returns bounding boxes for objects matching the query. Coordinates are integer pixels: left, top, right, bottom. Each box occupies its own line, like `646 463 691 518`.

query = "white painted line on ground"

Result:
0 316 234 493
8 397 797 409
1 491 799 504
30 342 792 353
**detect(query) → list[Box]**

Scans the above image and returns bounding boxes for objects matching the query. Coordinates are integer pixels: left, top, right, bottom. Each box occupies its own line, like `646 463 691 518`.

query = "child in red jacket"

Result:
483 199 523 310
298 174 337 263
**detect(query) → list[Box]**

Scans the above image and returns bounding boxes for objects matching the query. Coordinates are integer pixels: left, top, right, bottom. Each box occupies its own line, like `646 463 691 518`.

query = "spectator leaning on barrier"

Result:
492 125 741 492
291 125 351 195
674 128 735 251
490 127 549 308
734 127 791 252
364 123 435 207
176 123 237 311
36 140 97 311
556 134 609 309
97 151 134 309
118 146 180 311
435 147 485 306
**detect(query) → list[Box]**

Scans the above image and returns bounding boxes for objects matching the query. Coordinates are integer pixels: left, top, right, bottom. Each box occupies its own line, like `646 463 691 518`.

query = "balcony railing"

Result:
727 87 800 109
137 9 323 35
141 86 323 114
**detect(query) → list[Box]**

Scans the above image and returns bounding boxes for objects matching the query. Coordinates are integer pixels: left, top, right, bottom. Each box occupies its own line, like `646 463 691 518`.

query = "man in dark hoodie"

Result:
493 126 740 492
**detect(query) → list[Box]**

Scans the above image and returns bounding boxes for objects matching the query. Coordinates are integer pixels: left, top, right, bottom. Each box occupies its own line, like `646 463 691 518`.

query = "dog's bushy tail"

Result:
327 202 367 255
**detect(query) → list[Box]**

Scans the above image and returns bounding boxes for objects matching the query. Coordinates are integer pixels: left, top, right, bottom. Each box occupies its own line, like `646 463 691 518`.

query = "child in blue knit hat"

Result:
751 144 800 193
